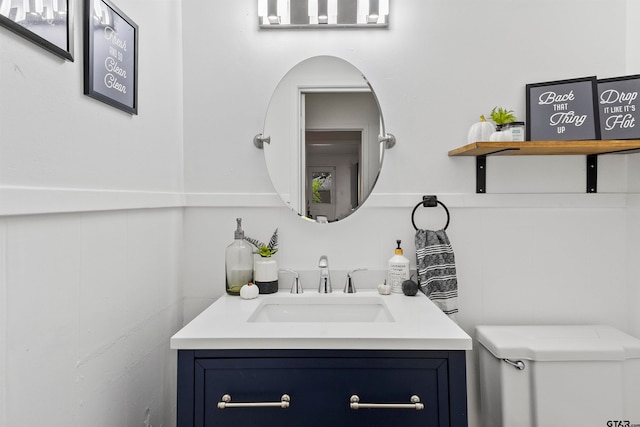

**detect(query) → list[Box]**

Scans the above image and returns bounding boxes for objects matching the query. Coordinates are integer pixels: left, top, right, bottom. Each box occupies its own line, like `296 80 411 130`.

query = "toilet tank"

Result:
476 325 640 427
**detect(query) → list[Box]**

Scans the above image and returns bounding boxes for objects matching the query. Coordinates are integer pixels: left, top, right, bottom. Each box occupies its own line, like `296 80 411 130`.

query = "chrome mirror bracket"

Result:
379 133 396 149
253 134 270 149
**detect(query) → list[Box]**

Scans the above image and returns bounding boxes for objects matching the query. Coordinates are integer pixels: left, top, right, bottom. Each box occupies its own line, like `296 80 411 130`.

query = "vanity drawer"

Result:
177 350 467 427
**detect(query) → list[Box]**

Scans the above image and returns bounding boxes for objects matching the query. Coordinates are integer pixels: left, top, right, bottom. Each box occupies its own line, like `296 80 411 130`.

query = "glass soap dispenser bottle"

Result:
225 218 254 295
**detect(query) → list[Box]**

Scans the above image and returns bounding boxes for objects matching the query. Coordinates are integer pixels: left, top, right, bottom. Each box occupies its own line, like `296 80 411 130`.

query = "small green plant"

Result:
244 228 279 257
312 179 322 203
490 107 517 125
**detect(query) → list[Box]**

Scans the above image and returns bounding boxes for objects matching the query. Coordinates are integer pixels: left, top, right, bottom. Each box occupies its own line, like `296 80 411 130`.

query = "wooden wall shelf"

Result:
448 140 640 193
448 140 640 157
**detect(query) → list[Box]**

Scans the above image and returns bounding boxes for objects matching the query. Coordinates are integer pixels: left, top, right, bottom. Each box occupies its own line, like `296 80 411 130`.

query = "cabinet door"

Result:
195 357 450 427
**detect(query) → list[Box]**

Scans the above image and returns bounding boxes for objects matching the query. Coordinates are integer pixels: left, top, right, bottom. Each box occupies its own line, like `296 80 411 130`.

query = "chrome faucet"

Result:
318 255 332 293
280 269 303 294
343 268 367 293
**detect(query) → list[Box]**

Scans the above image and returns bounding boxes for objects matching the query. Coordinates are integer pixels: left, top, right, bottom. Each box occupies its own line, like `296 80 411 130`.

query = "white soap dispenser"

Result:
225 218 254 295
387 240 410 294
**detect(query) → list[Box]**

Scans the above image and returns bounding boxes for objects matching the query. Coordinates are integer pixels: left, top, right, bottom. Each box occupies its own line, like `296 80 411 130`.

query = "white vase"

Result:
254 257 278 293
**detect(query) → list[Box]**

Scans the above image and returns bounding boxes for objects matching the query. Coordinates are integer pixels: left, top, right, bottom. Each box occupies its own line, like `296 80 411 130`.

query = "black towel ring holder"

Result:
411 195 450 231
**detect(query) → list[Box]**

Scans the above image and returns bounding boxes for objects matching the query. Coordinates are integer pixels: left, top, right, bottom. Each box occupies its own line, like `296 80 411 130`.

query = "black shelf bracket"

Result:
586 155 598 193
468 144 640 194
585 148 640 194
475 148 518 194
476 156 486 194
477 154 601 194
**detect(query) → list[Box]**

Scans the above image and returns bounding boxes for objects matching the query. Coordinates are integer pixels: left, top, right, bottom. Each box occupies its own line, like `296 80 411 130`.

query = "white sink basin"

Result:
170 291 473 350
247 296 394 323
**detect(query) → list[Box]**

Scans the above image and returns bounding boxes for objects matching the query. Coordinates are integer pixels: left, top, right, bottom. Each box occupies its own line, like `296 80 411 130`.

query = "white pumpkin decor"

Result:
377 282 392 295
240 282 259 299
490 130 512 142
467 115 496 144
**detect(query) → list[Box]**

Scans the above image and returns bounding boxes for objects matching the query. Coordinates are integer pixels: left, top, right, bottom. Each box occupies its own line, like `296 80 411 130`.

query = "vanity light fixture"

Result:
258 0 290 25
4 0 67 22
258 0 389 28
308 0 336 25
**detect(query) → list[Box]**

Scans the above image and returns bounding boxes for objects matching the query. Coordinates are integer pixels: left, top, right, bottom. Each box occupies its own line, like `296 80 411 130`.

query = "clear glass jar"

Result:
225 239 254 295
225 218 254 295
503 121 526 142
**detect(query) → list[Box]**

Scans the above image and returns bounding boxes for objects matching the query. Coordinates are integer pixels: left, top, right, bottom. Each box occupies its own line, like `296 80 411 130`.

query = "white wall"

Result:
0 2 183 193
1 210 182 427
0 0 184 426
2 1 639 427
183 0 630 196
182 1 638 426
629 196 640 338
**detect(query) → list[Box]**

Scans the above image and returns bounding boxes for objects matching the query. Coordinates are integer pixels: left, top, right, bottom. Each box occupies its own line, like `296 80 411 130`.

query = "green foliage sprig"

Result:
245 229 279 257
490 107 517 125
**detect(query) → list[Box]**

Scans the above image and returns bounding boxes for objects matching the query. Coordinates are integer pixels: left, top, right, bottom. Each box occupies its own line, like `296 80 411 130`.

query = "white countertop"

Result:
171 291 472 351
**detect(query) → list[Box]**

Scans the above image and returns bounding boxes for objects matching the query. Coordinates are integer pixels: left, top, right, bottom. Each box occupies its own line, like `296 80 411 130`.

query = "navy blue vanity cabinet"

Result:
177 349 467 427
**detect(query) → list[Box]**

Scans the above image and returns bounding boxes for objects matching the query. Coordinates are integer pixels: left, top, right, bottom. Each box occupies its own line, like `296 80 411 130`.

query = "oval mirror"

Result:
259 56 393 223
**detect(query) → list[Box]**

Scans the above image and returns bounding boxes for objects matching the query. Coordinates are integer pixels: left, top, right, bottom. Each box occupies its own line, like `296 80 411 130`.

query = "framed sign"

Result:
0 0 74 61
83 0 138 114
526 77 600 141
597 75 640 140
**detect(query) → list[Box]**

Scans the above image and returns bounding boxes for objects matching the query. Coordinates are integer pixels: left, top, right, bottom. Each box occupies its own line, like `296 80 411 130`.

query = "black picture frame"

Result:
597 74 640 140
526 76 600 141
83 0 138 114
0 0 74 61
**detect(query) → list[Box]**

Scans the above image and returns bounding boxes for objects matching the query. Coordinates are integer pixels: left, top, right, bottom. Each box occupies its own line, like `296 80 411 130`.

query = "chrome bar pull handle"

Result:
349 394 424 410
217 394 290 409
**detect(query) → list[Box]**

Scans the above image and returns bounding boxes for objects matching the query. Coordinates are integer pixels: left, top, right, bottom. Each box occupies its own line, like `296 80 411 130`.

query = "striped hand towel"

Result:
415 229 458 320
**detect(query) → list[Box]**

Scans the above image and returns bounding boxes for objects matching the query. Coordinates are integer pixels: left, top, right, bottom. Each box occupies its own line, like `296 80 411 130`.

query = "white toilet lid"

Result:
476 324 640 361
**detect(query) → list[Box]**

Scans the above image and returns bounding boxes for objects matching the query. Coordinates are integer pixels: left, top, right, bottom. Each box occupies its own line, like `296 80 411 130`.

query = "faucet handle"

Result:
344 268 367 293
319 255 329 268
280 269 303 294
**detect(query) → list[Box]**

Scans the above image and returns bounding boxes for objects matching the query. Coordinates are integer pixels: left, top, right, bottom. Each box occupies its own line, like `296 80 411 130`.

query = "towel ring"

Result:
411 196 450 231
